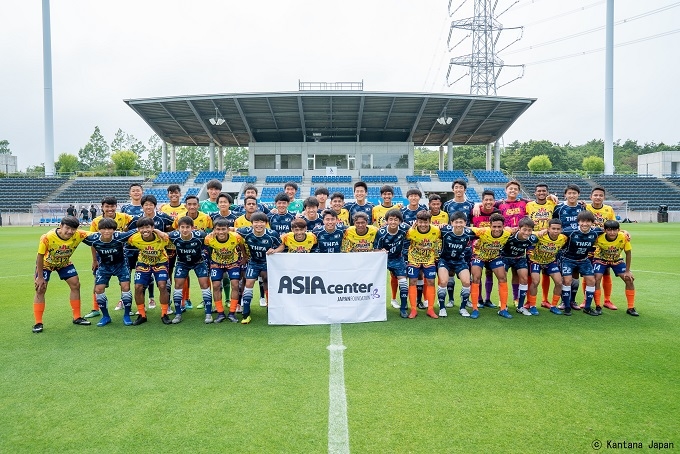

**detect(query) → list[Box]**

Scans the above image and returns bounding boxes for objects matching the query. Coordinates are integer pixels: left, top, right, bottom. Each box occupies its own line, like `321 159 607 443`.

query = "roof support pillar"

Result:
485 143 492 171
209 142 215 171
161 142 168 173
217 146 223 171
447 141 453 171
494 140 501 171
170 144 176 172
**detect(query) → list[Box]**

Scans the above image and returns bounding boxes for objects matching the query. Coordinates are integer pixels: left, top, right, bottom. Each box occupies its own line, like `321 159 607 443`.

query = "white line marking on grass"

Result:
0 274 33 279
634 270 680 277
328 323 350 454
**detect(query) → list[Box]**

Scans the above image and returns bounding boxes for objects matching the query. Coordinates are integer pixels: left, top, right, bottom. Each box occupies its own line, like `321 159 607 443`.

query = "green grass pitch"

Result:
0 224 678 453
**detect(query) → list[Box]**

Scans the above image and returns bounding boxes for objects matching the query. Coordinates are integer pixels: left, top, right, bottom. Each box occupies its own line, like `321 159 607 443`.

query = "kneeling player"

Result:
592 220 638 316
437 211 476 317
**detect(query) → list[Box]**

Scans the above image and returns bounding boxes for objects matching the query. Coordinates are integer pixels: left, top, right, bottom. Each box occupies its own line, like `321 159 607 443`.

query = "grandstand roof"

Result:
124 91 535 148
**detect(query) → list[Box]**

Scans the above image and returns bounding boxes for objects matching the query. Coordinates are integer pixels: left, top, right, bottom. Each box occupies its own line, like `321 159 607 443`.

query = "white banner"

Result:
267 253 387 325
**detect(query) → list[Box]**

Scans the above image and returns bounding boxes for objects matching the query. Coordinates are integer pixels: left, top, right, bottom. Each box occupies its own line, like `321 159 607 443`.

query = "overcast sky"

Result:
1 0 679 170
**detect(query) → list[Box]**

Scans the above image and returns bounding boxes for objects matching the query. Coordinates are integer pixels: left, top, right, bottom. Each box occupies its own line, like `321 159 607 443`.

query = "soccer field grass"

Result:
1 224 679 453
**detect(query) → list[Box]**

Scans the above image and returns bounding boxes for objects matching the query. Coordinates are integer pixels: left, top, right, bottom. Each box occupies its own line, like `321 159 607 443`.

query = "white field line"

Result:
328 323 350 454
0 274 34 279
633 270 680 277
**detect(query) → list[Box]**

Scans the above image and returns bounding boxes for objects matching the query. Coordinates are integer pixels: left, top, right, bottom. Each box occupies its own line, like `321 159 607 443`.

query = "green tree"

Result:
78 126 110 170
111 128 146 157
55 153 80 174
223 146 249 172
414 147 439 171
582 156 605 173
111 150 139 175
140 135 162 173
527 154 553 172
0 140 10 154
175 146 209 171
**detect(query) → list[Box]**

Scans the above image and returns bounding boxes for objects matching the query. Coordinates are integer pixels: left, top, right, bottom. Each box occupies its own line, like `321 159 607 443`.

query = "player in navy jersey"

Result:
400 188 430 308
437 211 477 317
552 184 586 309
301 196 324 231
268 193 296 235
82 218 139 326
373 209 411 317
236 212 282 324
314 187 330 210
313 209 346 253
559 211 603 316
344 181 374 225
443 179 475 225
167 216 213 324
501 217 539 315
232 184 271 215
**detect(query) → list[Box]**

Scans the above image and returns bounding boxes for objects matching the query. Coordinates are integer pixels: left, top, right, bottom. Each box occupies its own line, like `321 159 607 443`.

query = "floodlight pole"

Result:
42 0 55 176
604 0 614 175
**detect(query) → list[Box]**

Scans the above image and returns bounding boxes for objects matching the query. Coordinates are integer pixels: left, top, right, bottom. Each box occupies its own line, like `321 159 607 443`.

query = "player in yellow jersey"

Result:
525 183 557 308
592 220 638 316
372 185 401 228
428 194 449 227
205 218 247 323
405 211 441 319
330 192 350 227
235 196 267 228
277 218 318 253
126 216 171 325
527 218 568 315
341 212 378 252
468 213 513 319
32 215 94 333
584 186 618 310
160 184 188 219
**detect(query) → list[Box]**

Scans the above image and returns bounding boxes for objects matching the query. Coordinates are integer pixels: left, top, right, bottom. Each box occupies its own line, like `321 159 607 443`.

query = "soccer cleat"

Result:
570 303 582 311
603 300 618 310
241 315 252 324
196 302 205 309
400 309 408 318
426 309 439 319
459 308 471 317
483 300 497 308
32 323 44 333
417 301 426 310
148 298 156 309
583 307 599 316
626 307 639 317
73 317 92 326
204 314 213 324
132 315 147 326
114 300 124 311
122 314 133 326
497 309 513 319
227 313 239 323
578 302 586 309
84 310 100 318
213 313 226 323
516 307 532 316
184 300 193 310
549 306 562 315
390 299 400 309
259 297 267 307
469 310 479 319
595 305 603 316
528 306 540 316
235 304 242 313
172 315 182 324
161 315 172 325
167 306 174 315
445 300 454 308
408 309 418 319
541 301 551 309
563 308 572 316
438 308 448 317
96 316 112 327
557 303 566 310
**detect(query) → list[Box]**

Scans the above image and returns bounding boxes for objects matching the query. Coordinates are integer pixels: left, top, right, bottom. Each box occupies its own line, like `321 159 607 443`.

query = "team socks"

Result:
241 288 253 317
583 286 595 309
603 274 613 301
34 302 45 324
201 288 212 314
460 286 470 308
512 283 519 301
121 291 133 315
541 273 551 302
69 299 82 319
398 278 408 311
447 277 455 302
391 275 399 300
95 293 109 318
485 273 493 302
498 282 508 311
416 280 424 304
92 293 98 311
173 289 183 315
518 284 528 308
470 283 480 311
437 286 447 310
625 289 635 309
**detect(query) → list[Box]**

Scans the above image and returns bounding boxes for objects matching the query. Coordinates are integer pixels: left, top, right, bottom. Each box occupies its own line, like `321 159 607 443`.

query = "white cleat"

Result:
390 299 400 309
259 297 267 307
459 308 471 317
445 300 454 308
516 307 532 316
438 308 448 317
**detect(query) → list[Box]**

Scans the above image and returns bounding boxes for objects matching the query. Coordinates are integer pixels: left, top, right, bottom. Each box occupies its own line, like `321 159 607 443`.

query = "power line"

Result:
505 1 680 55
525 28 680 66
523 1 605 27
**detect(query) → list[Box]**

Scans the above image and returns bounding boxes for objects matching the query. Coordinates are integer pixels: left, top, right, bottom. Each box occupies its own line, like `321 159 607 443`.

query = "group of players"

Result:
31 177 638 333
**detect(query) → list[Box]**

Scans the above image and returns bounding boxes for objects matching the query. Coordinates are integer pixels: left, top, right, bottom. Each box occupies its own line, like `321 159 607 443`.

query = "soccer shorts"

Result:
529 260 560 276
95 262 130 286
593 259 626 276
209 264 242 281
174 261 209 280
470 257 505 270
438 258 469 276
245 261 268 280
387 258 407 278
134 262 169 286
37 264 77 282
407 264 436 279
503 256 528 271
560 257 594 277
